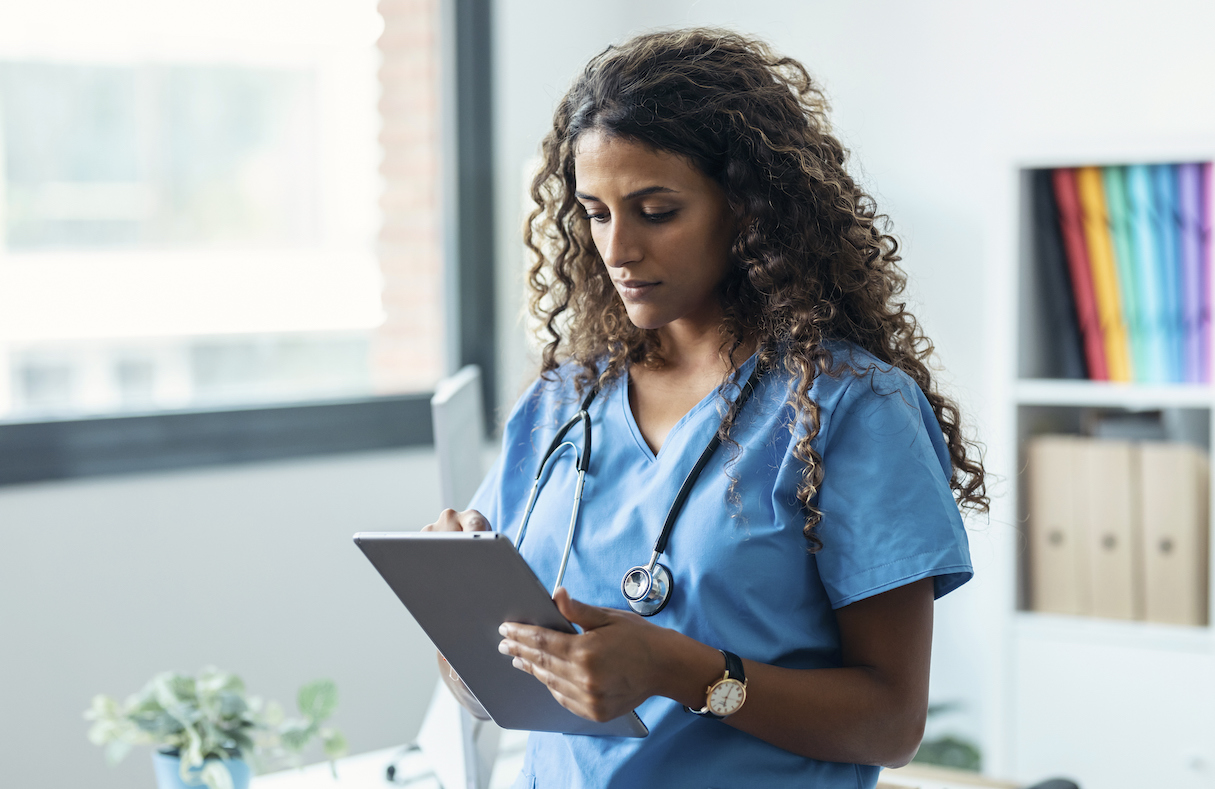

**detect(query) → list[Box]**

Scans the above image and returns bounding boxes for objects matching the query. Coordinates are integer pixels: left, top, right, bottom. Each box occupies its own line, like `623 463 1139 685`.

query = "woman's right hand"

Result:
424 508 492 720
422 508 491 533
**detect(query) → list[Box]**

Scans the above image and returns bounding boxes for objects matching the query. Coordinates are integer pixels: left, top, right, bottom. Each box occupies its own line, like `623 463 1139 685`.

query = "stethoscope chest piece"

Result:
621 561 672 616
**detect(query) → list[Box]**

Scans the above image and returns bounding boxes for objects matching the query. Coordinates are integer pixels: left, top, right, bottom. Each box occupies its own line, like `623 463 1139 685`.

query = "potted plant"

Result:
85 666 348 789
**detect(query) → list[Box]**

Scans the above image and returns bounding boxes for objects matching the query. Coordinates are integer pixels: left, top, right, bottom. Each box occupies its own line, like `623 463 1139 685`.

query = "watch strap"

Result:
684 649 745 719
720 649 745 685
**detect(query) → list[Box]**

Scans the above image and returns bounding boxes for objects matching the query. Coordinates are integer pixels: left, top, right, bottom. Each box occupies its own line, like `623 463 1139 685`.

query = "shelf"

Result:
1015 379 1215 410
1014 611 1213 654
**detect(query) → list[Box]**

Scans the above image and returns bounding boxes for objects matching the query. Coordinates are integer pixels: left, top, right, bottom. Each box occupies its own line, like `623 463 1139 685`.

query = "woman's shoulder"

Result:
762 341 932 441
816 342 944 453
826 341 922 397
765 341 920 406
502 360 614 429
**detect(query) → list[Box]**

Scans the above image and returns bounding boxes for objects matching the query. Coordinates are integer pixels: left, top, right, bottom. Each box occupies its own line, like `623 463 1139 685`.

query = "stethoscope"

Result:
512 364 763 616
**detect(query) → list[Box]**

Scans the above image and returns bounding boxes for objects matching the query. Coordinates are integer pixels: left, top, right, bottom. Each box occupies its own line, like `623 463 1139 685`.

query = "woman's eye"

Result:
583 211 609 223
642 210 676 223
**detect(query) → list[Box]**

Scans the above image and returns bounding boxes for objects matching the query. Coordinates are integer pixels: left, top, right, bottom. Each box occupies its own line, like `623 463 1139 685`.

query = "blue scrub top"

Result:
469 345 973 789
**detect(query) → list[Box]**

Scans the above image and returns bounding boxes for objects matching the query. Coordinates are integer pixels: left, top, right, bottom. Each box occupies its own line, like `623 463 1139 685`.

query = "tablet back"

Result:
354 531 648 738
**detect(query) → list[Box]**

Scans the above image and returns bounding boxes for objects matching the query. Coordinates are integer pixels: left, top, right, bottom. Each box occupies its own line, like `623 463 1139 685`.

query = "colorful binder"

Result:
1032 160 1211 384
1032 169 1087 379
1202 163 1212 384
1053 168 1109 381
1102 166 1151 382
1125 165 1168 383
1076 166 1133 381
1178 163 1204 383
1151 164 1185 382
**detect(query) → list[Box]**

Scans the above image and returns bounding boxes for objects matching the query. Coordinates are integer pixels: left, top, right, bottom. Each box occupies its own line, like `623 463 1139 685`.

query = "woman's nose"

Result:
599 219 641 268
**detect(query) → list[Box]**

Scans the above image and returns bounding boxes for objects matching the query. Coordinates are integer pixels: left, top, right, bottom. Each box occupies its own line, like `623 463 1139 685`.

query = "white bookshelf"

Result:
1002 155 1215 788
1015 379 1215 410
1013 611 1214 654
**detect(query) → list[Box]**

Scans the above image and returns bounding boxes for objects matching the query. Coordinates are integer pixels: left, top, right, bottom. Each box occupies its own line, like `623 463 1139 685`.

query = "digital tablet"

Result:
354 531 649 738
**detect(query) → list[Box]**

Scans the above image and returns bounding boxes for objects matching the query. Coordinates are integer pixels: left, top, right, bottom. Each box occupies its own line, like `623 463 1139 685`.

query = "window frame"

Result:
0 0 494 486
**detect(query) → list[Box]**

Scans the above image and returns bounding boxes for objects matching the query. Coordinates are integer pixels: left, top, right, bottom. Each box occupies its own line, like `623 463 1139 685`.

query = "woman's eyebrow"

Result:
574 185 680 202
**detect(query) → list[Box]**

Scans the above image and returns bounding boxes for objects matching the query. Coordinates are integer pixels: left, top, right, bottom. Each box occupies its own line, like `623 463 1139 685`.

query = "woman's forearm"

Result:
649 579 934 767
498 580 934 765
651 632 924 766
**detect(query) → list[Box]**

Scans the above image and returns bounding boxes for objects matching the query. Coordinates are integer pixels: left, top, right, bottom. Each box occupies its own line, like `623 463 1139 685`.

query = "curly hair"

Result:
523 28 988 550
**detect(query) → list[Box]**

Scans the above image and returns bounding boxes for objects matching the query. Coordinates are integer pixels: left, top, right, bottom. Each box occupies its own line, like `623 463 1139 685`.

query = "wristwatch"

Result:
686 650 747 719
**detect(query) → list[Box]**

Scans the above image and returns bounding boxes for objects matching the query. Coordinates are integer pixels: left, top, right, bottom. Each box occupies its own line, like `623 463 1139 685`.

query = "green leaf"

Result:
913 735 982 771
84 694 121 723
278 719 315 752
926 701 964 718
183 725 206 771
261 700 285 728
104 739 133 766
296 680 337 723
200 760 234 789
321 729 348 760
198 667 244 697
229 729 255 761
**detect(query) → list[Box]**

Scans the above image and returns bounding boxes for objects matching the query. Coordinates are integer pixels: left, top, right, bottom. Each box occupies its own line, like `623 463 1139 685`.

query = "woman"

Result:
426 28 987 789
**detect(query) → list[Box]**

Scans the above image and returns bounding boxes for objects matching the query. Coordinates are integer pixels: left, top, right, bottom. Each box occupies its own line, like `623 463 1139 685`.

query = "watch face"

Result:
707 678 746 716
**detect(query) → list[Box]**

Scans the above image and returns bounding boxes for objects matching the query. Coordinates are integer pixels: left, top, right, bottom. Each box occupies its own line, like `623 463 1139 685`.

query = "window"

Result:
0 0 446 422
0 0 495 484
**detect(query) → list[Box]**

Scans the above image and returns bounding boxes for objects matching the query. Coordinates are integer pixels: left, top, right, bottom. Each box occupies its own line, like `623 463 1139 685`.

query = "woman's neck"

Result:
629 318 752 454
653 326 729 376
649 308 754 380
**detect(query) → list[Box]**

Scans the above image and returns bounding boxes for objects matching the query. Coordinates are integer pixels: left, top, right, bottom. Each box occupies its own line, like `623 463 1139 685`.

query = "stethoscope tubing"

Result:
515 364 763 611
515 385 598 595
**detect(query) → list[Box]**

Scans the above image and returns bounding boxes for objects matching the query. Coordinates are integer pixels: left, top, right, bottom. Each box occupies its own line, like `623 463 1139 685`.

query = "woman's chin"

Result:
624 312 669 332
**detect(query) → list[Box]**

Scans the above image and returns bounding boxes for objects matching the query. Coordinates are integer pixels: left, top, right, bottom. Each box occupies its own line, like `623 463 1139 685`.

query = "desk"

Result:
251 736 1012 789
251 731 528 789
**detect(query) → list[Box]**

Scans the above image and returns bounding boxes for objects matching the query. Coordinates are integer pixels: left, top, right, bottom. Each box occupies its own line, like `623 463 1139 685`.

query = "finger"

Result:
554 587 614 631
423 509 462 532
507 648 624 724
457 509 491 531
502 642 600 714
498 631 606 706
500 622 579 661
500 634 571 677
513 658 593 719
504 646 587 701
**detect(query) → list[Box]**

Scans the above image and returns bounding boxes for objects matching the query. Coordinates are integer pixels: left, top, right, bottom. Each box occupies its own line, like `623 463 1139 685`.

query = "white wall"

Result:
0 449 442 789
490 0 1215 779
489 1 641 411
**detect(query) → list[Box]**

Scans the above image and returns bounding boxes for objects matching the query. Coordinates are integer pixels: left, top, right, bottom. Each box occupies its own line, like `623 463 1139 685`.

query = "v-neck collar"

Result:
618 353 760 463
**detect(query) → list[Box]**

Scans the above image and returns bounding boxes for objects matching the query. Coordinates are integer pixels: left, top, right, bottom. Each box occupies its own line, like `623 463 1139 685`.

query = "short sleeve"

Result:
464 374 557 538
810 367 973 608
467 449 506 532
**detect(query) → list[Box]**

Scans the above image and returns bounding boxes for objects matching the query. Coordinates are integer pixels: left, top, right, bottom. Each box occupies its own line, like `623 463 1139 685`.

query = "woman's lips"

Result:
616 279 659 300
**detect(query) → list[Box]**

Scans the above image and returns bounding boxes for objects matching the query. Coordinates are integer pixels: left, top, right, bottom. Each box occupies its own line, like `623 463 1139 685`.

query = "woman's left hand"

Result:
498 588 668 723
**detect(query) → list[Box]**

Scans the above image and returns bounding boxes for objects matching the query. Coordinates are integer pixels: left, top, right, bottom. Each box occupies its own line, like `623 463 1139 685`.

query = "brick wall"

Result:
373 0 444 393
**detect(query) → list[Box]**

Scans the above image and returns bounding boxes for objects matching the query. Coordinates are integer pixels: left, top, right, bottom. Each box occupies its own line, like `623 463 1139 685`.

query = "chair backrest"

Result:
426 365 500 789
431 365 485 511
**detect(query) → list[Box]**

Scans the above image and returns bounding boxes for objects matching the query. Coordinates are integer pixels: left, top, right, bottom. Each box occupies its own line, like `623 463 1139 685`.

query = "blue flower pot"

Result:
152 750 251 789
